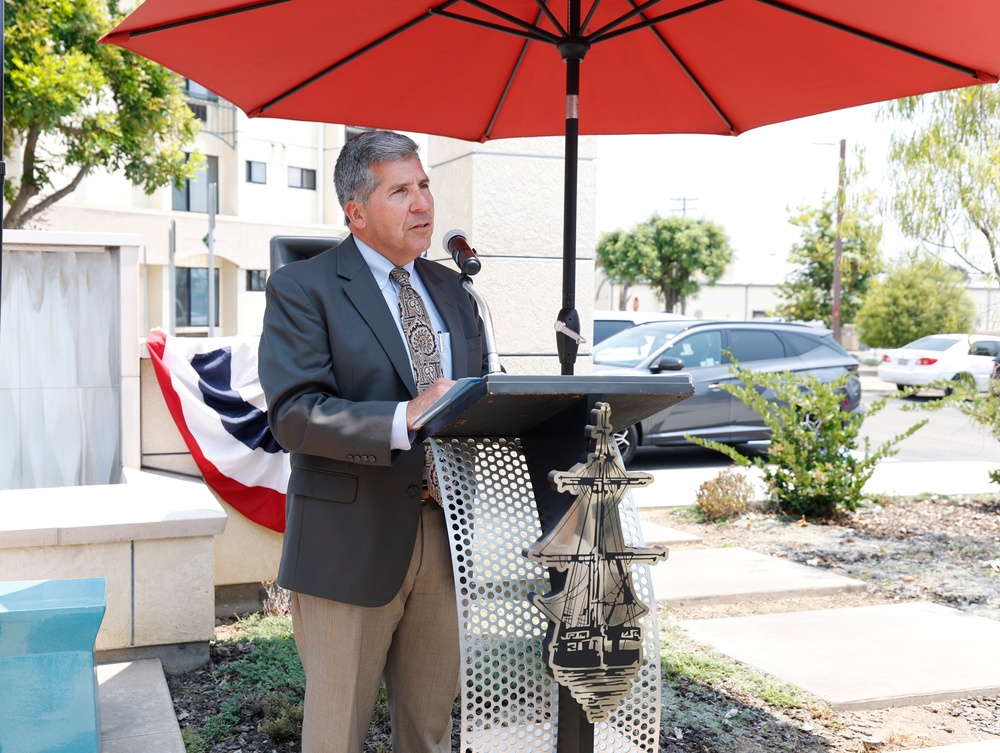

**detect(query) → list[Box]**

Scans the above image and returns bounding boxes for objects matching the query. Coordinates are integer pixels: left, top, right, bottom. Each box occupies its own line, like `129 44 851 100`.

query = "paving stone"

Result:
97 659 184 753
680 602 1000 710
651 546 866 606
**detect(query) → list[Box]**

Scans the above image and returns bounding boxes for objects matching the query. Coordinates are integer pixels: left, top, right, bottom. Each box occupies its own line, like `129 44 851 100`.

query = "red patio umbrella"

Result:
102 0 1000 373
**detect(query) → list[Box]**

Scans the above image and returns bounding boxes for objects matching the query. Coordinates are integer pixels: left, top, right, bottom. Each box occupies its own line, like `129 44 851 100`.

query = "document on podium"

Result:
412 377 483 430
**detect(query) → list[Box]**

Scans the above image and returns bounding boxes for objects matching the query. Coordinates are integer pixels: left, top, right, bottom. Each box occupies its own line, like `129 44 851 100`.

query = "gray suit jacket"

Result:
258 236 486 606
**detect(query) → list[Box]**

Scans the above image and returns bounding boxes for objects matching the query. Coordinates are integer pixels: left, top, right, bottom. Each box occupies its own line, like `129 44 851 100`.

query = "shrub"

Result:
696 468 756 520
687 363 926 519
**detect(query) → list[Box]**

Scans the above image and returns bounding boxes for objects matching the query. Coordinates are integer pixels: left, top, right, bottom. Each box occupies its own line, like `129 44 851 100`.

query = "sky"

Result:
594 102 901 285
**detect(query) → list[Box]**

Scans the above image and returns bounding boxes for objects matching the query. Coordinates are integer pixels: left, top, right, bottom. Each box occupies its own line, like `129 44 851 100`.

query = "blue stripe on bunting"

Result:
191 347 283 454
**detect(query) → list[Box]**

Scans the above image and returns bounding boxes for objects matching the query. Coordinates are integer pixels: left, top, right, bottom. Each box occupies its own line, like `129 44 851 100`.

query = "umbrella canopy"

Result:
103 0 1000 371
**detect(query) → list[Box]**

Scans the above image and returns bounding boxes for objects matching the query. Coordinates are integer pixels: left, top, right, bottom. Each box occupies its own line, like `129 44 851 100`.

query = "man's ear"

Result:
344 200 366 229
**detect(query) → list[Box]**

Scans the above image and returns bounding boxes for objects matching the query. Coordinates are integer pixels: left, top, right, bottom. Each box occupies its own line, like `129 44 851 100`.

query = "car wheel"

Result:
945 372 976 396
612 425 638 465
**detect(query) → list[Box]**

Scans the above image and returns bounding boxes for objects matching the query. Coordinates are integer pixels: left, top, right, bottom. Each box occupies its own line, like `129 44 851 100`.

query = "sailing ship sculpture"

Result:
525 402 668 722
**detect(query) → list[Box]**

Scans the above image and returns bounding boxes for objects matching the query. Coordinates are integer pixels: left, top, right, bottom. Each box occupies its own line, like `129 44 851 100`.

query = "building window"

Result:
288 166 316 190
173 155 219 213
184 78 218 101
247 270 267 291
176 268 220 327
187 102 208 121
246 161 266 184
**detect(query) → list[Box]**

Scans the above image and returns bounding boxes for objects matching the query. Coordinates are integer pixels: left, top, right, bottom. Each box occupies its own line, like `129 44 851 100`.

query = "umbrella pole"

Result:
556 48 585 377
555 4 596 746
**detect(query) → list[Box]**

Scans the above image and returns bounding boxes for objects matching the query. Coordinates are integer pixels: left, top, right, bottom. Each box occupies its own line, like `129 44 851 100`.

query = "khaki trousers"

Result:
291 503 459 753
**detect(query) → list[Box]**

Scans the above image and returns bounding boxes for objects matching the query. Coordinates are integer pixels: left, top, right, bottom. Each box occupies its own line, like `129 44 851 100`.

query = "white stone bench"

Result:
0 468 226 673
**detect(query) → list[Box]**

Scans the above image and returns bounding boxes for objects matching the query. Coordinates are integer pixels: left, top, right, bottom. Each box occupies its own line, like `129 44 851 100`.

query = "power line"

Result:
670 197 698 216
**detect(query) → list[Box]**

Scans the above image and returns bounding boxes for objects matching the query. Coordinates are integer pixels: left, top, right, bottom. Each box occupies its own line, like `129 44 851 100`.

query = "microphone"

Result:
443 229 482 276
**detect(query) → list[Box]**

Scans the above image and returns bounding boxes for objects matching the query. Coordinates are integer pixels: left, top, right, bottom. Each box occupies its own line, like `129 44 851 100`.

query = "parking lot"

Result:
631 378 1000 470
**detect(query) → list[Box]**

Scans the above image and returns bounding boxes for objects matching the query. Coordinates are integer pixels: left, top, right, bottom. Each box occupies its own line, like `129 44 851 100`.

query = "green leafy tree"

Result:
595 214 733 313
773 197 882 326
4 0 201 229
855 252 976 348
883 87 1000 277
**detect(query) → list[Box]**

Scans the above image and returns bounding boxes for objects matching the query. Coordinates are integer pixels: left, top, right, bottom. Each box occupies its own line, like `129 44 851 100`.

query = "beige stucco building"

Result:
9 88 597 371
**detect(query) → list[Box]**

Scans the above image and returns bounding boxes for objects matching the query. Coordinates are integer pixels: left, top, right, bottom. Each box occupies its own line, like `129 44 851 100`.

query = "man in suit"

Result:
258 130 486 753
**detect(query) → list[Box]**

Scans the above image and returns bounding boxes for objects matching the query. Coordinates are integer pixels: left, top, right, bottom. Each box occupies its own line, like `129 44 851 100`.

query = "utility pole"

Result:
670 197 698 216
832 139 846 344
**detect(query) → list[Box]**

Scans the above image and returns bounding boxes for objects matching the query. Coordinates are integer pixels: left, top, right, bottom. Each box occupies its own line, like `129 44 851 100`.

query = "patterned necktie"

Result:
390 266 444 501
390 267 443 389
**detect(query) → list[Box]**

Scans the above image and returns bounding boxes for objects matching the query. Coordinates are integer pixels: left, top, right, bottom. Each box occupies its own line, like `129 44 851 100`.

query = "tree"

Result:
855 252 976 348
4 0 200 229
883 87 1000 278
595 214 733 313
773 197 882 326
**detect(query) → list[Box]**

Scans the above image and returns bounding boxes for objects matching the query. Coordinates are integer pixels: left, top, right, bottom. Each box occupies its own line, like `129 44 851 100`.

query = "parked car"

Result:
592 320 861 463
592 310 693 345
877 334 1000 394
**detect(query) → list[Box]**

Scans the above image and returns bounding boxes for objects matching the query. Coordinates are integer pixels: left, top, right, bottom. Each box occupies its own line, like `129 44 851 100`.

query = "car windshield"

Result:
593 321 692 367
901 336 961 352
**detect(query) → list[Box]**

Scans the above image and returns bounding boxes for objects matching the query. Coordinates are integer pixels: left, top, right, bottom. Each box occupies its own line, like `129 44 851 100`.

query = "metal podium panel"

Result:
432 436 662 753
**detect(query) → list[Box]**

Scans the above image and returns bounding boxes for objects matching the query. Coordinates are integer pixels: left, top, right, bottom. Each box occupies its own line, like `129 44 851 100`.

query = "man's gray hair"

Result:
334 130 421 209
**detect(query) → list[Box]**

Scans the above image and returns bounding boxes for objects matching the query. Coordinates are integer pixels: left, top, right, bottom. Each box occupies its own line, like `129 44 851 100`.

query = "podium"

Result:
419 374 694 753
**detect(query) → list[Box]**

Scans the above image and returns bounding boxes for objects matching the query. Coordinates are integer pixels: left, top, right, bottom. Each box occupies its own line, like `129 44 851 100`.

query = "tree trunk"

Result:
3 125 41 229
661 288 680 313
3 124 91 229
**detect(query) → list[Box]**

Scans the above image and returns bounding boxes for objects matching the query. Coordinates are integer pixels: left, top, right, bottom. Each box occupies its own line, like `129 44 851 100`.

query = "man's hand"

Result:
406 377 456 429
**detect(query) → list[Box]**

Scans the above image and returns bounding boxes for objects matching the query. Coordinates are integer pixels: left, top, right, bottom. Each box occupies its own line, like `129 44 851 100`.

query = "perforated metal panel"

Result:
601 501 662 753
432 437 662 753
433 437 556 753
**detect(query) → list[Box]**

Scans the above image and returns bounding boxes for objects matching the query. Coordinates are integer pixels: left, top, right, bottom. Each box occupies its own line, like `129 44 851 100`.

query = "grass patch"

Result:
179 614 394 751
660 622 833 750
184 614 306 748
662 623 819 711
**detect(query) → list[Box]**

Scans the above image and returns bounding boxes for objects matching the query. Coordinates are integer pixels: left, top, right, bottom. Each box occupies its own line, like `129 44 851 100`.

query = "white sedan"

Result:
878 334 1000 394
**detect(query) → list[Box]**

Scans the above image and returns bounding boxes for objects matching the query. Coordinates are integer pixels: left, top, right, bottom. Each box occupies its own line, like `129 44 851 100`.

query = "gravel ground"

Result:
168 494 1000 752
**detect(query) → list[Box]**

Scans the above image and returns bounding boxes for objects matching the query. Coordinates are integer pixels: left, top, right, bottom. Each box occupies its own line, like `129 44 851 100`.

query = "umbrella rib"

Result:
757 0 986 80
588 0 722 45
586 0 670 41
435 3 561 45
255 3 459 115
127 0 292 38
533 0 569 39
580 0 602 35
610 0 738 134
484 8 546 140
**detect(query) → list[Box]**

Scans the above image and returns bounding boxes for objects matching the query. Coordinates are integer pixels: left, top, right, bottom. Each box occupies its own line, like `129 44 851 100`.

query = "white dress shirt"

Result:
355 239 451 451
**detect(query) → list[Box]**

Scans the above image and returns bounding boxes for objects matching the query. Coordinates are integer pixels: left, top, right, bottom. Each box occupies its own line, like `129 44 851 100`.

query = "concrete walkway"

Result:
680 602 1000 711
97 659 184 753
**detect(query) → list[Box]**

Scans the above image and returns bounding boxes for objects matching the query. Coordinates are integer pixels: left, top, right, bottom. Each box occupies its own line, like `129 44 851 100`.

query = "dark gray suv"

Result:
592 320 862 463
